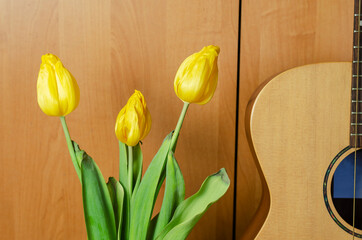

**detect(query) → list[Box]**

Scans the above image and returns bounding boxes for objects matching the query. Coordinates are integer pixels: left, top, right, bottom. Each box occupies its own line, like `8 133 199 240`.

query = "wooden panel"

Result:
237 0 354 238
250 63 352 239
0 0 238 239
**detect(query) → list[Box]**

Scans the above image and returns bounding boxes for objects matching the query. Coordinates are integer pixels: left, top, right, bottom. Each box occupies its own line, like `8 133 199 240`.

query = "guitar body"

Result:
245 62 359 239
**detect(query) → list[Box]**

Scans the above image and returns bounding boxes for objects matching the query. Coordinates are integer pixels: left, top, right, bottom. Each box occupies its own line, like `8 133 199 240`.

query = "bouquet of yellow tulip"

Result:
37 46 229 240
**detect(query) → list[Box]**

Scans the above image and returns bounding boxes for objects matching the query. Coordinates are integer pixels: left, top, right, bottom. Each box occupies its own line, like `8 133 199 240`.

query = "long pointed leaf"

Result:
72 141 84 167
147 214 159 240
155 168 230 240
152 152 185 238
121 184 131 240
107 177 125 240
129 132 172 240
81 154 117 240
118 141 131 240
119 141 129 192
132 143 143 194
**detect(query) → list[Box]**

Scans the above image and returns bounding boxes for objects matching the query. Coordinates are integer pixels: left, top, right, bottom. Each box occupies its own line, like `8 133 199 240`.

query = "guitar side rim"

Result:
242 62 352 240
241 73 273 240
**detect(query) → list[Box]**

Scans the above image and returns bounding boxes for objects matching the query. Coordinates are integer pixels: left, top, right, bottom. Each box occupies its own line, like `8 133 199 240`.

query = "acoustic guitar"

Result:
244 1 362 239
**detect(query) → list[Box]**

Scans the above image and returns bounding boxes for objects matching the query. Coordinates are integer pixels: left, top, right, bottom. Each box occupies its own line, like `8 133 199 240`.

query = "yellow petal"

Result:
37 53 80 116
115 106 127 142
123 105 141 146
115 90 151 146
37 63 62 116
55 61 80 115
140 108 152 140
41 53 59 68
174 45 219 105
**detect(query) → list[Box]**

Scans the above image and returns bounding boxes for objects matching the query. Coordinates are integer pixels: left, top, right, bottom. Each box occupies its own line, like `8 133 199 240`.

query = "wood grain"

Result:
248 62 352 239
0 0 238 239
237 0 354 238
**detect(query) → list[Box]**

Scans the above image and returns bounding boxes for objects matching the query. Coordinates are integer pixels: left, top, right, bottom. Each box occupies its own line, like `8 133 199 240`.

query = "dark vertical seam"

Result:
232 0 242 239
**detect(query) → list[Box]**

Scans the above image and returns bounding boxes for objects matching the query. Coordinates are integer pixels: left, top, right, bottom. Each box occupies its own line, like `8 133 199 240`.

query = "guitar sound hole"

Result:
332 149 362 230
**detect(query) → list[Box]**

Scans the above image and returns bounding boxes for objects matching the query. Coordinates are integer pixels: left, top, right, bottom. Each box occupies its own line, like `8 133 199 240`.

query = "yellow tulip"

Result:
37 54 80 116
174 45 219 105
115 90 152 146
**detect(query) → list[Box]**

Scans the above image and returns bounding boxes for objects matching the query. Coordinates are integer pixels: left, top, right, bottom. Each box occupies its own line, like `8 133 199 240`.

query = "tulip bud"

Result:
37 54 80 116
174 45 219 105
115 90 152 146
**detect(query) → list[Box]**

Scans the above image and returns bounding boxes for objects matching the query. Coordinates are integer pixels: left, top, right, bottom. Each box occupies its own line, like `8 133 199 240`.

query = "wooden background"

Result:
0 0 238 239
0 0 355 239
236 0 354 239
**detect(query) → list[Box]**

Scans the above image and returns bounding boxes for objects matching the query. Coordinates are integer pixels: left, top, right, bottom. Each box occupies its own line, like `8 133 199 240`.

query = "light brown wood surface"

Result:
236 1 354 238
248 62 354 239
1 0 357 239
0 0 238 239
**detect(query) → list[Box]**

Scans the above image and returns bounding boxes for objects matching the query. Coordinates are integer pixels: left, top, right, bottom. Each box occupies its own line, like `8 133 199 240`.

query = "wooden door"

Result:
236 0 354 239
1 0 356 239
0 0 238 239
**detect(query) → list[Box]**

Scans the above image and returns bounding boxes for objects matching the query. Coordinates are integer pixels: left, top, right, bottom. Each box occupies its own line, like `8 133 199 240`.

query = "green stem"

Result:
118 141 130 239
170 102 190 152
128 145 133 194
119 141 124 183
60 116 82 182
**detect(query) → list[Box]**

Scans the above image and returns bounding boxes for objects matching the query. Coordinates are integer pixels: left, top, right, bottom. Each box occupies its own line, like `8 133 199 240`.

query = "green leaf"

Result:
129 132 172 240
81 154 117 240
72 141 84 168
155 168 230 240
146 214 159 240
118 141 131 240
152 152 185 239
121 186 131 240
107 177 125 240
132 143 143 195
118 141 129 194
